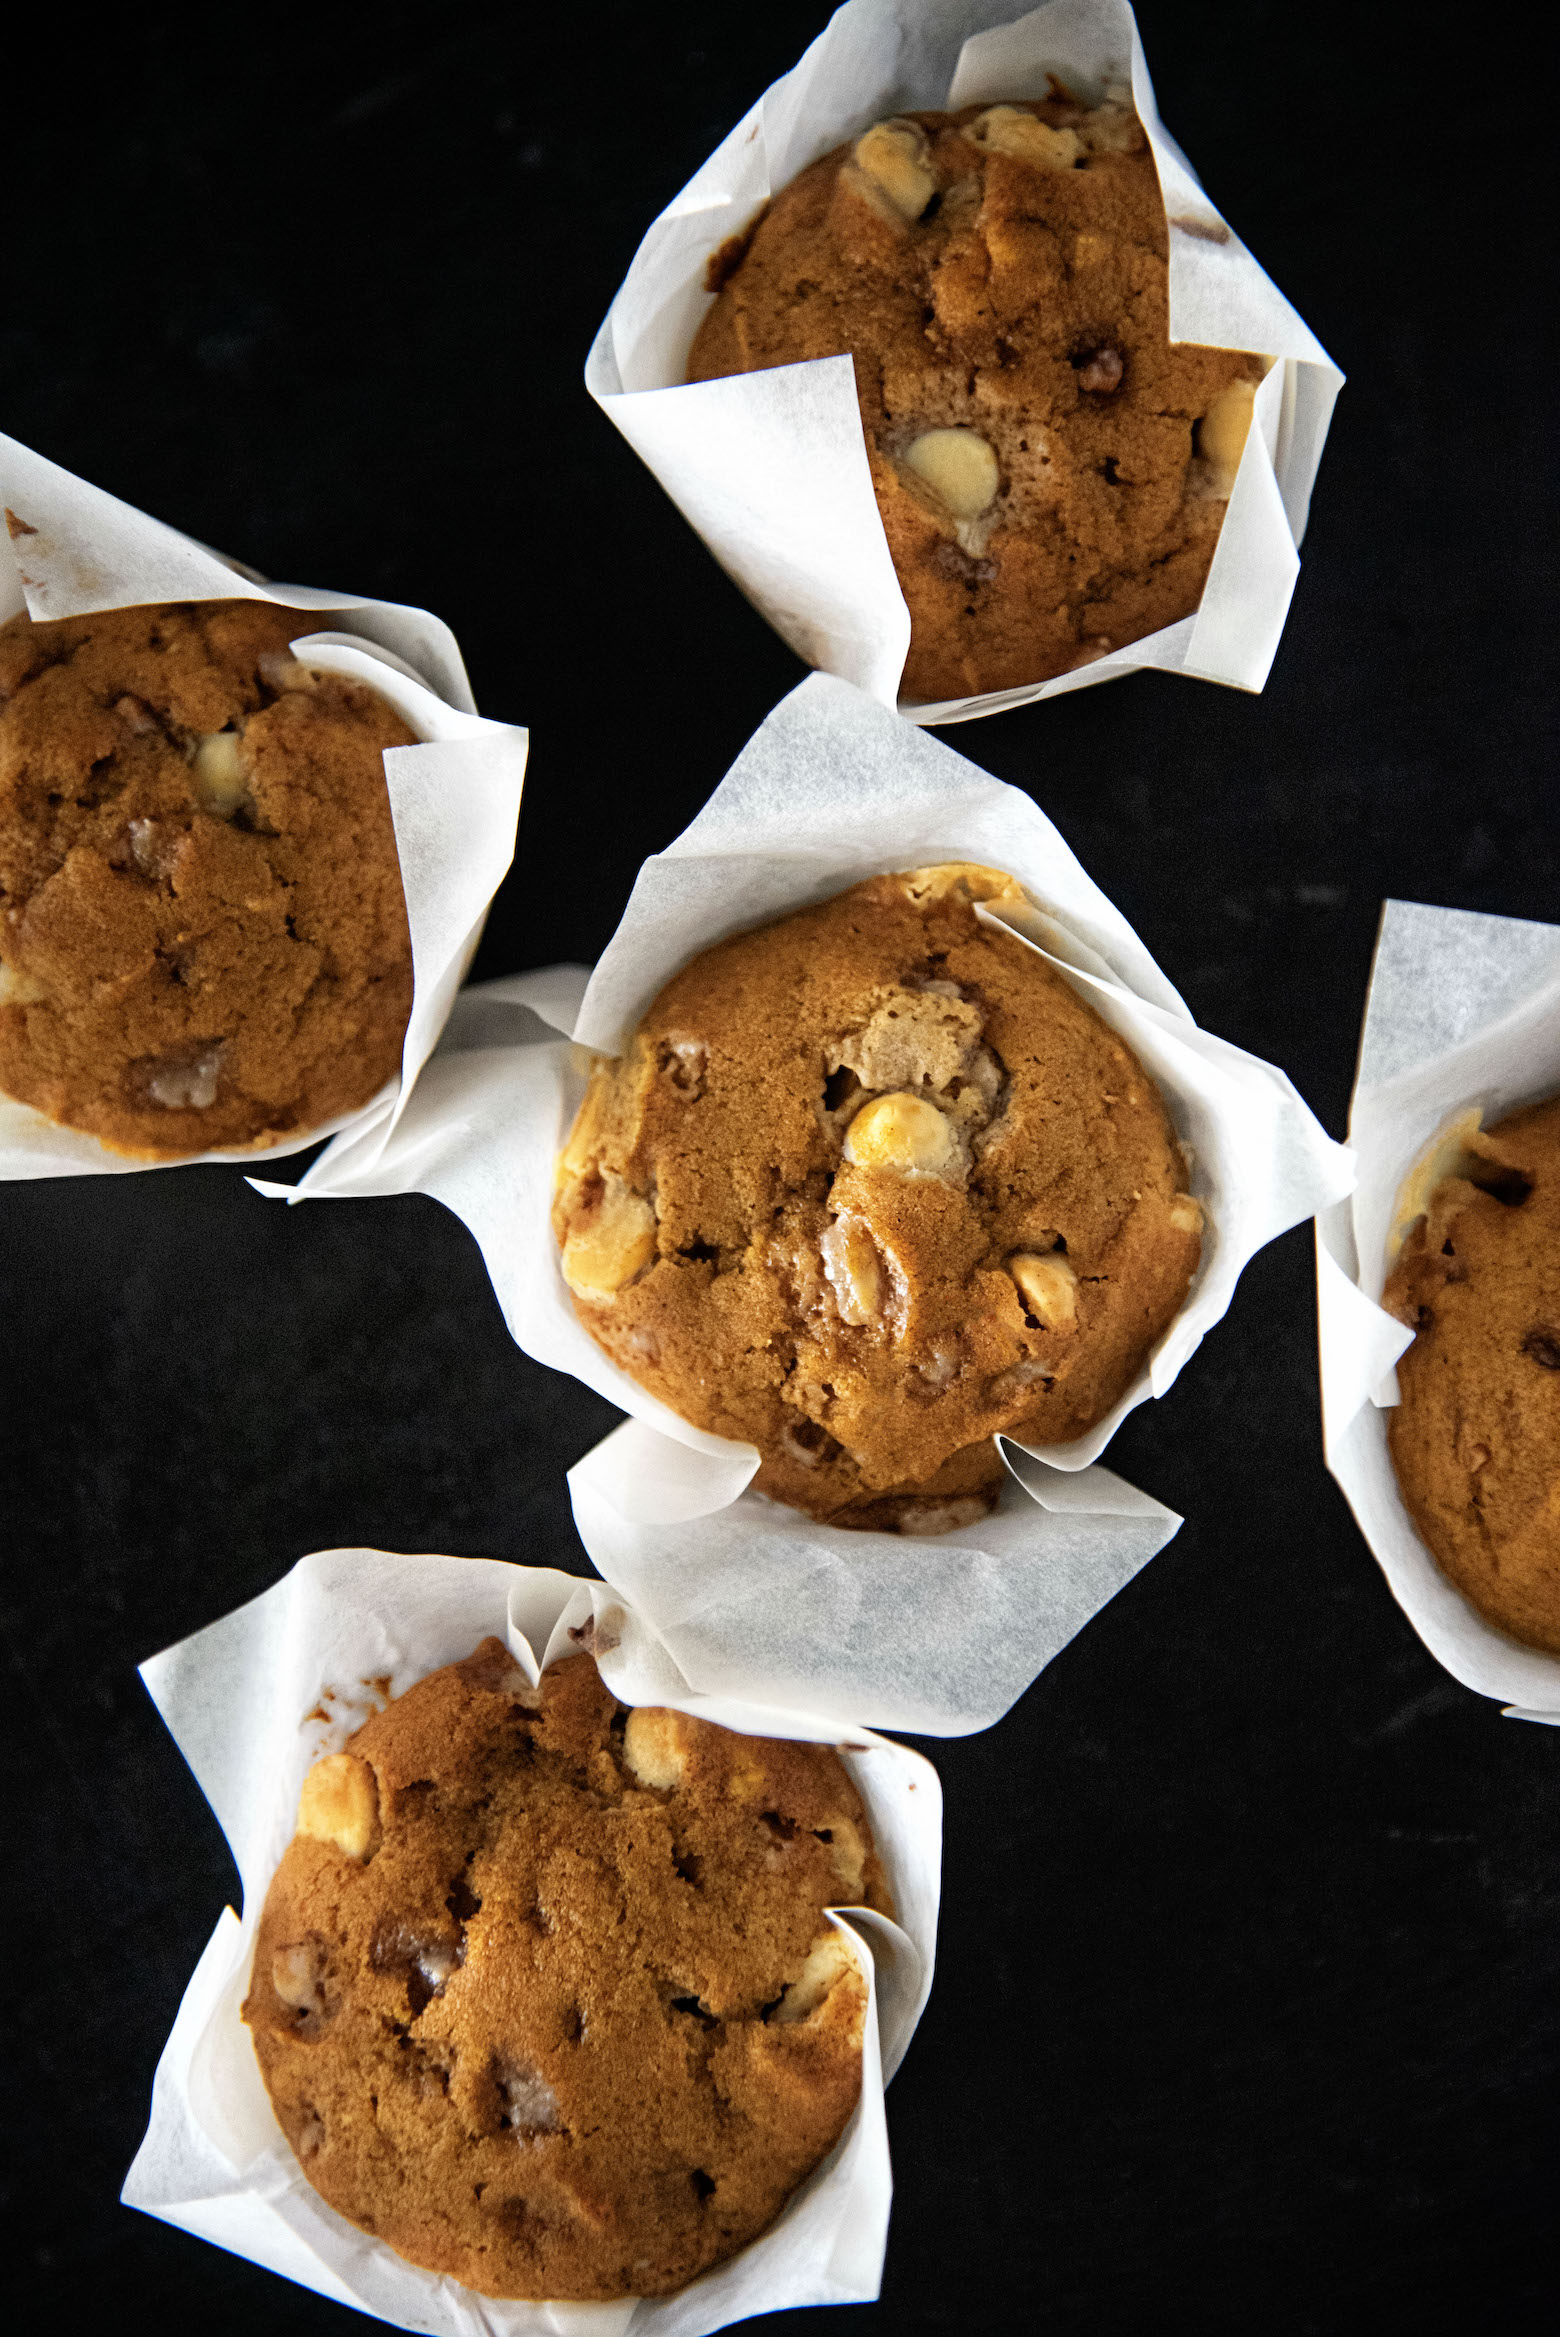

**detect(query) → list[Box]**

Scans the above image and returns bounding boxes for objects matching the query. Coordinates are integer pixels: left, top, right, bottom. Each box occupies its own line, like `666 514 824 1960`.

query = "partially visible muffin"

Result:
0 599 415 1156
1382 1095 1560 1654
553 863 1202 1530
689 91 1264 702
245 1640 882 2301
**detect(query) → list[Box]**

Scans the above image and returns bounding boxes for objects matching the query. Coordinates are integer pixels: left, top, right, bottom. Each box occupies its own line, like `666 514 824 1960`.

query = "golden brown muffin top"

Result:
0 599 414 1156
245 1642 882 2302
689 94 1261 701
1382 1094 1560 1655
554 864 1201 1529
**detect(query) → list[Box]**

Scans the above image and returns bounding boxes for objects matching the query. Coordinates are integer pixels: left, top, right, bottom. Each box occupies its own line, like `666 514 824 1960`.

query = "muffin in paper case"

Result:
261 673 1354 1734
585 0 1342 724
1316 899 1560 1722
122 1548 941 2335
0 431 526 1177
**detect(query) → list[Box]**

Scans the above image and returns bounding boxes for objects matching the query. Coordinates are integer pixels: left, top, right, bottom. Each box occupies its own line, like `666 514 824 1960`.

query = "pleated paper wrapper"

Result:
265 673 1354 1735
122 1549 942 2335
0 432 527 1178
1316 899 1560 1722
585 0 1343 724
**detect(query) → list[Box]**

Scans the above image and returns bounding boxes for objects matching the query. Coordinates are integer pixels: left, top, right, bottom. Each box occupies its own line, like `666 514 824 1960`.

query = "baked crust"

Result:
0 599 414 1155
1382 1095 1560 1654
553 864 1201 1528
688 94 1262 702
245 1643 884 2300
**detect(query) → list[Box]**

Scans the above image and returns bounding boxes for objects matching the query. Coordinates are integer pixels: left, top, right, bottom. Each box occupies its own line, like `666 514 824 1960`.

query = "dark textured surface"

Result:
1 3 1555 2330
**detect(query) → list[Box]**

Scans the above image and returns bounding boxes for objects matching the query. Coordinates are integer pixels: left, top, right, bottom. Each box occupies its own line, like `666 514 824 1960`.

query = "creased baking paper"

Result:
1316 900 1560 1720
585 0 1343 722
0 431 527 1178
262 674 1352 1732
123 1548 942 2334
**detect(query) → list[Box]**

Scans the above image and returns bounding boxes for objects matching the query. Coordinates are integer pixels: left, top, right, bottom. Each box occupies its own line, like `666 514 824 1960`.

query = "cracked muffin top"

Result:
244 1640 883 2302
553 863 1202 1531
688 91 1264 703
1382 1094 1560 1655
0 599 414 1157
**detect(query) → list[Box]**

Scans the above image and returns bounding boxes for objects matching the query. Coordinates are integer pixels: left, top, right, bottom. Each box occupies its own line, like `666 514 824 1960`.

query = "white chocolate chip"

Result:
296 1751 380 1861
272 1940 327 2016
560 1174 657 1299
556 1070 610 1187
1168 1194 1204 1238
902 862 1029 912
820 1212 884 1326
417 1939 458 1990
902 428 1000 521
849 117 937 221
913 1341 960 1393
126 817 172 880
189 727 253 819
1079 100 1142 155
497 2060 561 2136
1076 346 1124 394
145 1043 226 1111
0 963 45 1006
623 1706 688 1791
257 650 319 694
1199 379 1257 495
1007 1251 1079 1331
844 1090 959 1177
773 1930 858 2024
371 1917 463 1994
823 1814 867 1900
971 106 1083 169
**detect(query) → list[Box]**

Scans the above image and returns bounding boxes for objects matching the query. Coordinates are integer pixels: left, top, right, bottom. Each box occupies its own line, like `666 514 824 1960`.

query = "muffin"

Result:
689 91 1264 702
1382 1095 1560 1655
244 1638 883 2301
553 862 1202 1530
0 599 415 1156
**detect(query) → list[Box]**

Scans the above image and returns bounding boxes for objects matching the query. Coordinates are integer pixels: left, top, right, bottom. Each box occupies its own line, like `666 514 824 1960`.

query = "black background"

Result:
3 2 1556 2329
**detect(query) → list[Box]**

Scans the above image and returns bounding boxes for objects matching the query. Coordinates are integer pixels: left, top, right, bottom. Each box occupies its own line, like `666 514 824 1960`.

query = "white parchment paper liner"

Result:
1316 900 1560 1722
0 431 527 1178
262 673 1352 1733
123 1549 942 2335
586 0 1343 723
